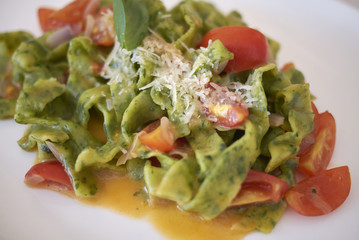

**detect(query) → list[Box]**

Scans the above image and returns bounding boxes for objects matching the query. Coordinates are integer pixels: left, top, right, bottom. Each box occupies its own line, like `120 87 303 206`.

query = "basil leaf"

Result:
113 0 149 50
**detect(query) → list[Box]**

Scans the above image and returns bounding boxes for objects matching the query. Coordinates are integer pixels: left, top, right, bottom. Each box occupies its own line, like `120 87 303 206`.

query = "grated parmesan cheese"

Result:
138 35 206 123
101 39 137 84
101 34 256 124
222 79 256 108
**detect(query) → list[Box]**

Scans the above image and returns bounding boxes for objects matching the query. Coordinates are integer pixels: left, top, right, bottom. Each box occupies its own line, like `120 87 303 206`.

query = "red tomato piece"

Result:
90 7 116 46
38 0 99 34
24 161 73 193
298 110 336 176
208 104 248 128
89 61 104 76
38 8 57 32
138 117 176 152
285 166 351 216
50 0 97 22
199 26 269 73
311 102 319 118
202 82 248 128
280 62 295 72
230 169 288 207
38 7 83 34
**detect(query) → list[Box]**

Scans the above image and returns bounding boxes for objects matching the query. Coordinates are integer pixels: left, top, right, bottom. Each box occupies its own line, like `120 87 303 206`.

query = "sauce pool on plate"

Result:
80 175 254 240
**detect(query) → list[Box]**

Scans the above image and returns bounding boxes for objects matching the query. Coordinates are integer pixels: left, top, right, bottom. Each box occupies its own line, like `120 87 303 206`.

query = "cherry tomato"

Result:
208 104 248 128
90 7 116 46
89 61 104 76
280 62 295 72
311 102 319 116
298 110 336 176
285 166 351 216
24 161 73 192
50 0 97 22
231 169 288 207
38 8 66 32
138 117 176 152
38 0 99 34
38 8 56 32
199 26 268 73
202 82 248 128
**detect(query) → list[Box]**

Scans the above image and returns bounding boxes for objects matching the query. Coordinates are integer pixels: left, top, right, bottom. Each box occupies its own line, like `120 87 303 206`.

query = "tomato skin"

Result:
298 110 336 176
38 0 99 34
199 26 268 72
311 102 319 116
38 8 57 32
38 7 83 34
138 117 176 153
24 161 73 192
231 169 288 207
285 166 351 216
50 0 96 22
280 62 295 72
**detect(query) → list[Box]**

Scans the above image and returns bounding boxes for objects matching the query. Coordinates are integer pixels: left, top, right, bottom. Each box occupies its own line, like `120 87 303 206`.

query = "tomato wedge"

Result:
138 117 176 152
90 7 116 46
280 62 295 72
298 110 336 176
231 169 288 207
38 8 57 32
199 26 268 73
208 104 248 128
38 8 81 33
285 166 351 216
311 101 319 116
38 0 99 34
202 82 248 128
38 7 83 34
24 161 73 193
50 0 98 22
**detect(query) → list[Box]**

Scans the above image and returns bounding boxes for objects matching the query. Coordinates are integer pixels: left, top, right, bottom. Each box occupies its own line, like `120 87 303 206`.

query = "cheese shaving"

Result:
223 81 256 108
102 34 256 124
101 39 137 84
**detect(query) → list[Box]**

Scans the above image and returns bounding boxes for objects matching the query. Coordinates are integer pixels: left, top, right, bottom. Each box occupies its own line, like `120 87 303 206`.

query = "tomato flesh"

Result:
38 8 57 32
285 166 351 216
90 7 116 46
298 110 336 175
50 0 96 22
202 82 248 128
138 117 176 152
208 104 248 128
24 161 73 192
280 62 295 72
38 0 99 34
231 169 288 207
199 26 268 73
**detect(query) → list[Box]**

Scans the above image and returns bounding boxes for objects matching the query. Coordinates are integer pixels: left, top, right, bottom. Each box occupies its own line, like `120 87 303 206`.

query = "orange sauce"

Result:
79 175 254 240
76 113 256 239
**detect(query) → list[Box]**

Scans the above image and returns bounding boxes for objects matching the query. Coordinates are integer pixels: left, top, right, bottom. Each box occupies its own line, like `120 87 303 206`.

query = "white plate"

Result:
1 0 358 239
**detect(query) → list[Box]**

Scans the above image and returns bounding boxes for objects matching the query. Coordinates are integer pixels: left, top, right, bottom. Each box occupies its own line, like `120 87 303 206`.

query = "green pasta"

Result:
0 0 316 235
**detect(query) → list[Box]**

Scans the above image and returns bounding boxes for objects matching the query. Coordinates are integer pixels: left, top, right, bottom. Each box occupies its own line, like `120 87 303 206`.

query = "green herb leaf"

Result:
113 0 149 50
